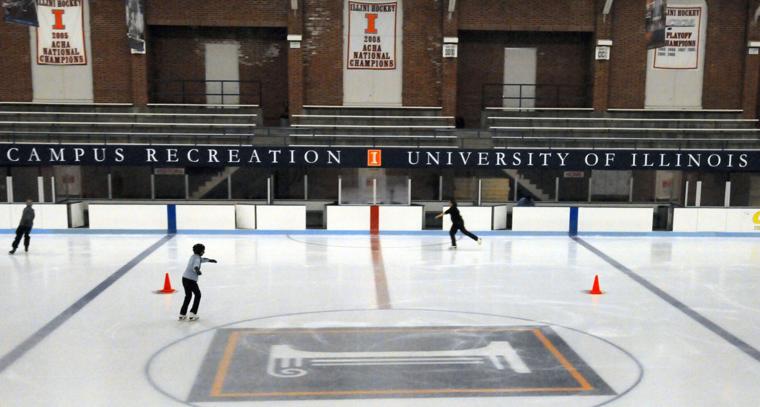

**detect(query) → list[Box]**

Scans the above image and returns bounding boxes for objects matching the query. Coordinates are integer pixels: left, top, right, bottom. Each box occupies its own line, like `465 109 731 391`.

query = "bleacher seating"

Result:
289 106 457 147
0 103 261 144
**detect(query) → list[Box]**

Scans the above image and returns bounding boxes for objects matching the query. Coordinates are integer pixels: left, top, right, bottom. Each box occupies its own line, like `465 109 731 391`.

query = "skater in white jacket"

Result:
179 243 217 321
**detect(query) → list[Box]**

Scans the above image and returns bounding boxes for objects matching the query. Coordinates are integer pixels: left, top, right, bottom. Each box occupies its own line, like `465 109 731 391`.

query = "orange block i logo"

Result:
367 149 382 167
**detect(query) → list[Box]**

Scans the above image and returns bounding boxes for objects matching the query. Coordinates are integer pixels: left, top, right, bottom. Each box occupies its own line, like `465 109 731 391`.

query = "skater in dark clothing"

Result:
436 199 482 249
179 243 217 321
9 199 34 254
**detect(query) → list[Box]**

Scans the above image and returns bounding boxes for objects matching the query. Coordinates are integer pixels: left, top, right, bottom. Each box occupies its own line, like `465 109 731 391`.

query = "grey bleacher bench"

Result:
489 126 760 132
0 121 256 127
290 124 455 129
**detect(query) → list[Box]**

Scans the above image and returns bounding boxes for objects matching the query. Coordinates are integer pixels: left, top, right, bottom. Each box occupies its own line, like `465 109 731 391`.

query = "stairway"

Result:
503 169 552 201
189 167 239 199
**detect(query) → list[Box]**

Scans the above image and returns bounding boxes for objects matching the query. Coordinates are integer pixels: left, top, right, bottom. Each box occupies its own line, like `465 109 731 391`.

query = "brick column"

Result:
441 6 459 118
741 1 760 119
131 54 150 106
592 1 612 112
0 24 32 102
129 2 149 107
288 1 305 116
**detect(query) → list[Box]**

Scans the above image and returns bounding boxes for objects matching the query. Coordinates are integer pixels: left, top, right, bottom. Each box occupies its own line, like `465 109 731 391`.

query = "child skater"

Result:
436 199 482 249
179 243 217 321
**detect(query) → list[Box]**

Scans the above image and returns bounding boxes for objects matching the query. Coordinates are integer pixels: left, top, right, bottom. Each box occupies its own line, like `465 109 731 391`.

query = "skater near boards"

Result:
179 243 218 321
436 199 482 249
9 199 34 255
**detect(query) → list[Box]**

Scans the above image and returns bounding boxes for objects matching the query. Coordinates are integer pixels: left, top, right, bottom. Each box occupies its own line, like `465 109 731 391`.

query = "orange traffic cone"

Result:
588 275 603 295
155 273 176 294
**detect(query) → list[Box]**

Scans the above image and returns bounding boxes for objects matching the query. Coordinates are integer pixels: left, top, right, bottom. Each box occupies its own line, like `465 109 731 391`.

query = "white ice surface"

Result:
0 234 759 406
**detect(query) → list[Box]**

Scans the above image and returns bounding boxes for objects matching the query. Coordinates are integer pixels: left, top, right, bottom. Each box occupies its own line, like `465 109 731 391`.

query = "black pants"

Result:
450 222 478 246
12 225 31 250
180 277 201 315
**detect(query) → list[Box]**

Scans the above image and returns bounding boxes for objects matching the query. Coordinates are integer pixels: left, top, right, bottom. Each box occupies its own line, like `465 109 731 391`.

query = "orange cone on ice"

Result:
155 273 176 294
588 275 603 295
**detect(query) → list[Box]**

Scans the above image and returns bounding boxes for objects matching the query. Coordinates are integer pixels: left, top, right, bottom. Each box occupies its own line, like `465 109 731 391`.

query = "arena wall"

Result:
0 1 755 117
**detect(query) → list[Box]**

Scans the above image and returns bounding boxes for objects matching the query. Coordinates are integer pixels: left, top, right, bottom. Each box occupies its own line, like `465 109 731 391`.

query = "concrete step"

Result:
303 106 443 117
288 136 459 148
0 122 256 136
292 115 453 127
0 112 256 125
287 126 456 137
605 109 744 120
487 117 757 129
489 127 760 138
483 108 746 121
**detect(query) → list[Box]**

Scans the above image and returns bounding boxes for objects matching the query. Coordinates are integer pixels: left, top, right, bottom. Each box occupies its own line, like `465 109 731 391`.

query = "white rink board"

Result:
327 205 370 230
176 205 235 230
89 204 166 229
578 207 653 232
0 204 68 229
442 206 492 231
674 208 760 232
235 205 256 229
256 206 306 230
492 205 508 230
378 206 423 231
69 203 85 228
512 207 570 232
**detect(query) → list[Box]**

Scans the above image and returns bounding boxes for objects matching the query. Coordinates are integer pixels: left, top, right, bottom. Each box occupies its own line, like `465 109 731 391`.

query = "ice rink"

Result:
2 232 760 406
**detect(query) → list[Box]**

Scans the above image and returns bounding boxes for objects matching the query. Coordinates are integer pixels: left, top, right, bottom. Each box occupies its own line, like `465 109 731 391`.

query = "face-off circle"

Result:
146 308 642 406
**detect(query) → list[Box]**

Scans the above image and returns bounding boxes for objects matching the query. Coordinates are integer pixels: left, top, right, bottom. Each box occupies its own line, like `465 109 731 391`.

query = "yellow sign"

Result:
753 211 760 230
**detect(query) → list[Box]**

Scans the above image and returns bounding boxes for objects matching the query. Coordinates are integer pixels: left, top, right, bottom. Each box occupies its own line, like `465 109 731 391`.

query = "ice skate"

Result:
178 314 187 321
188 313 199 321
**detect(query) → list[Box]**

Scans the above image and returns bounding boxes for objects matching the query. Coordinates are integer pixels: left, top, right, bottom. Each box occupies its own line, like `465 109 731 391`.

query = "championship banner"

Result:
0 144 756 172
2 0 38 27
645 0 666 49
346 1 397 70
653 6 701 69
36 0 87 65
125 0 145 54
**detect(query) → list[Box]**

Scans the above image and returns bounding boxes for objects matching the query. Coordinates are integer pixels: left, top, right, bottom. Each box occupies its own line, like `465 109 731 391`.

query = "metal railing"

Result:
482 83 592 109
150 79 262 105
3 127 760 151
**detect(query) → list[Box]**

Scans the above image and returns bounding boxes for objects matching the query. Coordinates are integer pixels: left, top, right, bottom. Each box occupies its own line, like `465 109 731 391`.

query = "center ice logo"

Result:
266 340 530 378
188 326 615 401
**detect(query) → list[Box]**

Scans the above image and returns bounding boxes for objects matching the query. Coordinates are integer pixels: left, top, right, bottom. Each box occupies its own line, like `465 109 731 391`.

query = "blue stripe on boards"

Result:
569 207 579 237
167 204 177 234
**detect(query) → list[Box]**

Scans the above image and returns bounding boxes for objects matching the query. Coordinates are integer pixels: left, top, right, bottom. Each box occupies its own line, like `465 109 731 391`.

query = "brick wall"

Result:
302 0 343 105
1 0 754 118
150 27 206 104
608 0 647 108
150 27 288 124
609 0 747 109
457 32 591 127
147 0 288 27
0 23 32 101
402 0 443 107
458 0 595 31
90 0 132 103
703 0 746 109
